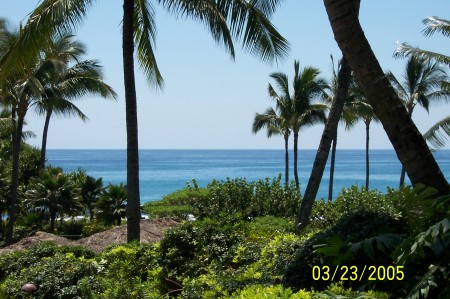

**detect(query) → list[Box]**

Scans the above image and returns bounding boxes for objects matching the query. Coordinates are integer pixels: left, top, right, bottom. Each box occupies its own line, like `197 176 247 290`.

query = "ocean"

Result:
47 149 450 203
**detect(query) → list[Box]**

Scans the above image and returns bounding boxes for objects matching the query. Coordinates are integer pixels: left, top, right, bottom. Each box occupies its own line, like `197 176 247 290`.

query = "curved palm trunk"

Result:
298 57 353 229
328 135 338 201
40 108 53 170
5 113 24 244
123 0 140 243
323 0 449 195
293 131 299 189
365 120 370 190
284 132 289 184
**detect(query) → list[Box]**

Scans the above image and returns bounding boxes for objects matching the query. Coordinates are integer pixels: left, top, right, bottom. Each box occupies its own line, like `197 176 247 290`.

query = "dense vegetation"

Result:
0 177 448 298
1 1 449 297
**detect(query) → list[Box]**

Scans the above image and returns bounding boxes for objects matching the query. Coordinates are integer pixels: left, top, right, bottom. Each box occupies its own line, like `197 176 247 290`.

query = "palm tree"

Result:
253 83 293 184
386 56 449 186
1 38 59 244
24 167 82 233
35 35 116 170
289 61 328 189
347 96 378 190
95 183 127 226
323 0 449 196
81 175 104 221
322 56 359 201
1 0 288 243
396 16 450 162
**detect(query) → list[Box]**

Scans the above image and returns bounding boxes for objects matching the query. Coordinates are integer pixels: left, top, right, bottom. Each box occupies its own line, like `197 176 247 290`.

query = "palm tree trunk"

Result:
365 120 370 190
328 135 337 202
399 166 406 187
298 57 353 229
123 0 140 243
293 131 299 189
284 133 289 185
40 108 53 170
50 208 56 233
5 114 24 244
323 0 449 195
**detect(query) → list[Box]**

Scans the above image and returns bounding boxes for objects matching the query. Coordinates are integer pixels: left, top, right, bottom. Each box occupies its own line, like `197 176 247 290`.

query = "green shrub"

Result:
0 247 99 298
158 217 248 293
142 183 209 219
58 220 84 239
283 211 406 292
247 216 296 240
221 283 389 299
197 176 301 219
254 233 303 278
84 242 162 298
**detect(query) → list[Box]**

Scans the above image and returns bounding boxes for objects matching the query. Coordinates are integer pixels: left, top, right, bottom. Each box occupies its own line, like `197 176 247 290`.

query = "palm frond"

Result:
394 43 450 66
0 0 95 79
158 0 235 58
269 72 290 99
422 16 450 37
134 0 164 88
423 115 450 149
158 0 289 63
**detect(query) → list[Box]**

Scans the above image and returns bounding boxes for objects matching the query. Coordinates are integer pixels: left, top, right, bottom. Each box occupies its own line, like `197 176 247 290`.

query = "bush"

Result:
158 216 248 293
198 176 301 219
221 283 389 299
283 211 406 292
142 183 209 219
85 242 162 299
0 242 98 298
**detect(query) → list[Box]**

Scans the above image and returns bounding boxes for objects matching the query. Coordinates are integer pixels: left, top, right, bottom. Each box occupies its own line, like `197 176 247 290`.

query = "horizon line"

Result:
46 148 450 151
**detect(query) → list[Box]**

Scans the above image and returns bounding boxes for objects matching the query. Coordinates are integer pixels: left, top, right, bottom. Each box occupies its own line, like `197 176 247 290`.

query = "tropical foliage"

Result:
24 167 82 232
255 61 327 189
95 183 127 226
387 55 449 185
3 0 289 244
34 34 116 169
396 16 450 151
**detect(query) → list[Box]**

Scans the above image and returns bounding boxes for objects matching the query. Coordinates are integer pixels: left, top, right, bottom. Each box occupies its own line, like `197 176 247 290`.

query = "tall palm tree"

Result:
35 35 116 170
1 0 288 243
253 98 292 184
386 56 449 186
2 38 59 244
323 0 449 197
290 61 328 189
347 96 378 190
322 56 359 201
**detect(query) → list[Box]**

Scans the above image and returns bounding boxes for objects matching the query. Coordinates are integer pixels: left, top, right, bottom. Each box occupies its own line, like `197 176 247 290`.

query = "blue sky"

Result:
2 0 449 149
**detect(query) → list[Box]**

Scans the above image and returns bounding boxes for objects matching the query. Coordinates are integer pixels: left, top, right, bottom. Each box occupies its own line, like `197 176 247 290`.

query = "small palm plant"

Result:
95 183 127 226
81 175 104 221
24 167 82 233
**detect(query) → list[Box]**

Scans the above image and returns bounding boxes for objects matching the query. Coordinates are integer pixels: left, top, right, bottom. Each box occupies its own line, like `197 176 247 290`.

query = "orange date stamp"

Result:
312 265 404 281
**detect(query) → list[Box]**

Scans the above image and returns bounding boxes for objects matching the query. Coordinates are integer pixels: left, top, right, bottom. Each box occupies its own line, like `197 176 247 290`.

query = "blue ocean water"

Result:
47 149 450 203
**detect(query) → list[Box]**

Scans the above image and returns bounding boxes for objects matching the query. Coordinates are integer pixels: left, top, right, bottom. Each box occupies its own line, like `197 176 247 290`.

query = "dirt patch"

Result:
0 218 181 254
